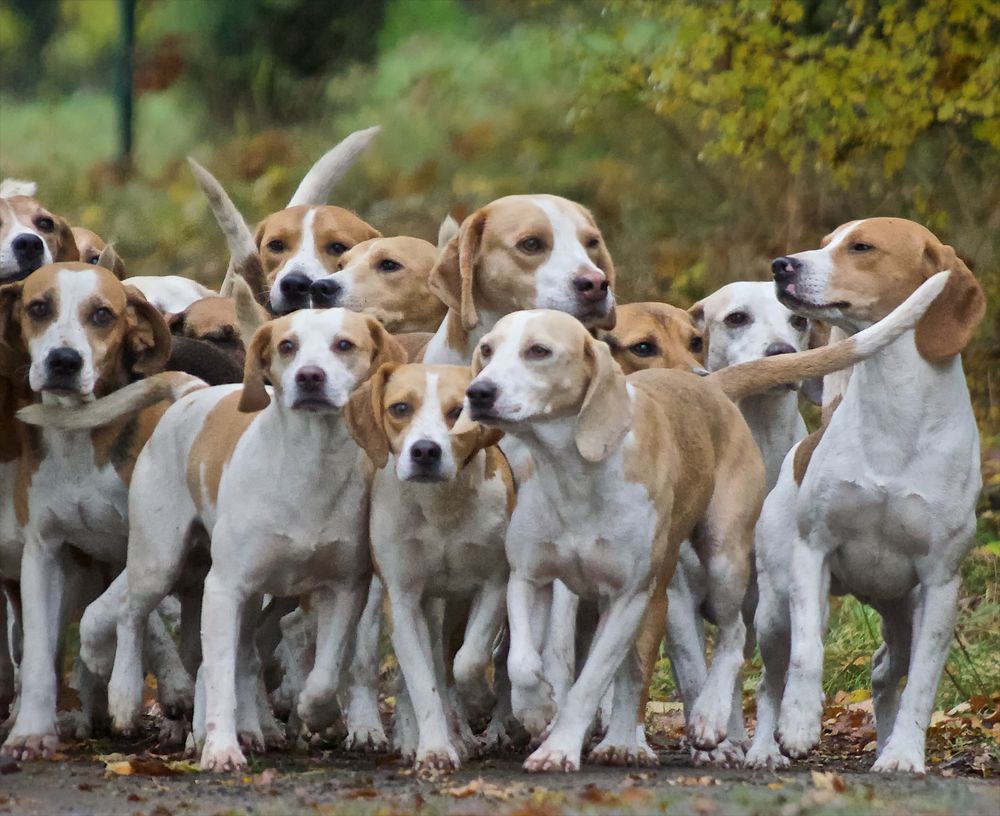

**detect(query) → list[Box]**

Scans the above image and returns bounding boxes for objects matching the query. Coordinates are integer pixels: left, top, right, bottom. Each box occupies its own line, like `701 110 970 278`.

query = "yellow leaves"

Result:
443 777 529 801
811 769 847 792
99 754 198 777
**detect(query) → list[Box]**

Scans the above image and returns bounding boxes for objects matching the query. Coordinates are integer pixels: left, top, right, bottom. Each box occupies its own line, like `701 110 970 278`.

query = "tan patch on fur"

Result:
71 227 125 278
484 445 516 517
0 195 78 277
793 425 826 486
599 301 705 374
91 401 170 485
393 331 433 362
187 391 256 509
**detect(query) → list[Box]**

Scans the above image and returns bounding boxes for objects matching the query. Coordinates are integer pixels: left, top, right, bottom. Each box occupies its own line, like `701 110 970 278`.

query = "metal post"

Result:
117 0 136 173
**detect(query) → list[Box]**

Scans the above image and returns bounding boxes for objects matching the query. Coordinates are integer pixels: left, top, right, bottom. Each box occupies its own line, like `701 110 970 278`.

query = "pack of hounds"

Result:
0 127 986 778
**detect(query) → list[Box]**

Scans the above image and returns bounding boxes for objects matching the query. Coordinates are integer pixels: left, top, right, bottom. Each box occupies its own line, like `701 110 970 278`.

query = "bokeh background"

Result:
0 0 997 720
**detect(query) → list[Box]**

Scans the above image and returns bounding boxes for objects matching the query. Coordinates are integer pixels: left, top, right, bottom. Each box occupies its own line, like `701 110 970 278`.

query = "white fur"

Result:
0 202 53 281
268 208 327 313
123 275 215 314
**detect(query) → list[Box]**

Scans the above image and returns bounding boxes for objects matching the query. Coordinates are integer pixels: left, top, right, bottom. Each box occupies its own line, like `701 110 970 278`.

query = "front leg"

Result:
453 578 506 722
342 577 389 751
525 590 649 773
1 538 67 759
776 542 829 759
507 575 555 738
541 581 578 714
872 577 960 775
297 581 367 734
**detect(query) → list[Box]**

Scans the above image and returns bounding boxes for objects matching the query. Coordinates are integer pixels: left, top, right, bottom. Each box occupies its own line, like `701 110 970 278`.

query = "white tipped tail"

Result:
437 214 460 249
17 372 207 430
287 126 380 207
709 271 951 402
187 157 257 263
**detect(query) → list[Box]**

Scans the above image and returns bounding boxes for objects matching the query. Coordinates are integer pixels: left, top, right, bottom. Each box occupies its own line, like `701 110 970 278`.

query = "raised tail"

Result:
287 126 380 207
17 372 207 431
708 271 951 402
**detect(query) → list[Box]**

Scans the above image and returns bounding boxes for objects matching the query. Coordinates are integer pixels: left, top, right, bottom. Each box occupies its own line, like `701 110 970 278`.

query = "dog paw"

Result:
297 688 340 734
589 739 659 767
776 705 821 759
1 730 60 761
158 717 189 750
523 744 580 773
691 739 744 768
107 679 143 736
871 743 925 776
414 745 461 774
237 729 265 753
343 725 389 753
200 738 248 772
686 702 728 750
259 720 287 751
744 743 790 770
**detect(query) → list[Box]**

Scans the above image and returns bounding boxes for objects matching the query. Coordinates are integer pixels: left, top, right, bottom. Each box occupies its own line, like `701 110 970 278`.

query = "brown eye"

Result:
479 343 492 359
628 341 657 358
586 236 600 249
789 315 808 332
517 236 543 254
278 339 296 354
377 259 402 272
91 306 115 327
446 405 462 423
335 339 355 352
267 239 285 253
35 216 54 232
326 242 348 256
724 311 749 328
850 242 874 252
86 253 100 265
26 300 50 320
526 344 551 360
689 336 703 353
389 402 410 418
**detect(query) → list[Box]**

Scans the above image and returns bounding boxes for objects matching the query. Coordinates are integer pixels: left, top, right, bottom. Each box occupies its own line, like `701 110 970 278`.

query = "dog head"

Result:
599 301 706 375
255 205 381 315
238 307 405 414
0 263 170 398
460 309 631 462
309 236 446 333
346 363 502 481
167 295 262 367
0 181 79 284
429 195 616 333
771 218 985 362
71 227 126 279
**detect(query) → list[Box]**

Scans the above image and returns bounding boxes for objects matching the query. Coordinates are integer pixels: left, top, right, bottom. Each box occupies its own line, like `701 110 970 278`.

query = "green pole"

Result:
117 0 136 173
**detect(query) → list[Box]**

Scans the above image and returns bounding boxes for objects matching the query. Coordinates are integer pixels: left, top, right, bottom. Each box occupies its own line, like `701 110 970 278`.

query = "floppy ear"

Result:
344 362 397 468
124 285 172 376
54 215 80 262
0 281 24 353
238 323 273 412
365 315 407 374
575 336 632 462
166 311 186 334
687 300 710 358
915 242 986 363
253 221 266 251
428 209 486 331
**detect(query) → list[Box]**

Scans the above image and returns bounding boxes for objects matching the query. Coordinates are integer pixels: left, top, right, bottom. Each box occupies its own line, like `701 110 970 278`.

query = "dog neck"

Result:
385 450 483 521
737 390 806 490
422 308 505 365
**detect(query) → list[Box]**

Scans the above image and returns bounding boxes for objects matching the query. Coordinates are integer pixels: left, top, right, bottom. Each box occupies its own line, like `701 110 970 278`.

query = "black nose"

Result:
410 440 442 465
295 365 326 392
309 278 341 308
46 347 83 377
765 342 797 357
12 233 44 269
278 272 312 310
771 256 802 285
466 380 498 410
572 269 610 304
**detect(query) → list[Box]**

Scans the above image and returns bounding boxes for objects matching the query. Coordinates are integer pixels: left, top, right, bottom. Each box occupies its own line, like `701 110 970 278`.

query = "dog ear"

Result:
166 310 186 335
687 300 710 359
97 243 126 279
0 281 24 353
575 335 631 462
344 362 397 468
238 322 273 412
124 285 172 376
915 241 986 363
365 315 407 374
428 209 486 331
54 215 80 263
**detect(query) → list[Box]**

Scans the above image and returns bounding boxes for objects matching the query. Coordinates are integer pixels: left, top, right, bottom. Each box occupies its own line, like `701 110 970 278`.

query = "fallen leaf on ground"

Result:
811 769 847 792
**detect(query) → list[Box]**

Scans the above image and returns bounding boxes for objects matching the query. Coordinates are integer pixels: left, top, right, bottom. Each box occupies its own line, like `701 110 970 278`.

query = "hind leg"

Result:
744 583 791 769
871 597 913 755
343 577 388 751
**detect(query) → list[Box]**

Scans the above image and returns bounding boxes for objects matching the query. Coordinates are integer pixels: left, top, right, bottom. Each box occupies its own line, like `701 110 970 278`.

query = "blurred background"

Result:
1 0 997 710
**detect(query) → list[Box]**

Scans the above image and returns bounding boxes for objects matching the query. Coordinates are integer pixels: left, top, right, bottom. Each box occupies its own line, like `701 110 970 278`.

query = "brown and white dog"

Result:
61 308 404 771
0 181 78 284
749 219 986 775
599 301 706 375
310 236 446 333
0 263 202 759
71 227 126 279
345 363 513 771
453 272 951 772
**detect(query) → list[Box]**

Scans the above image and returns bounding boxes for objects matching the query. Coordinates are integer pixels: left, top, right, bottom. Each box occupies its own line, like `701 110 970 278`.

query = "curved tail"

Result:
708 271 951 402
17 372 207 430
287 126 380 207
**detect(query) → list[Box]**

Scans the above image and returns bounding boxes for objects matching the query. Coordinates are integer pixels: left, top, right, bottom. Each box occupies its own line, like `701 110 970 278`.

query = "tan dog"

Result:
71 227 126 279
750 219 986 774
310 236 446 333
455 272 951 772
346 363 512 771
166 295 268 367
0 263 202 759
599 302 706 375
0 180 78 283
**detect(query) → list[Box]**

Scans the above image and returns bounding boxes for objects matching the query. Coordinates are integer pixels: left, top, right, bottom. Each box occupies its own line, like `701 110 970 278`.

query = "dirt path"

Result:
2 747 997 816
